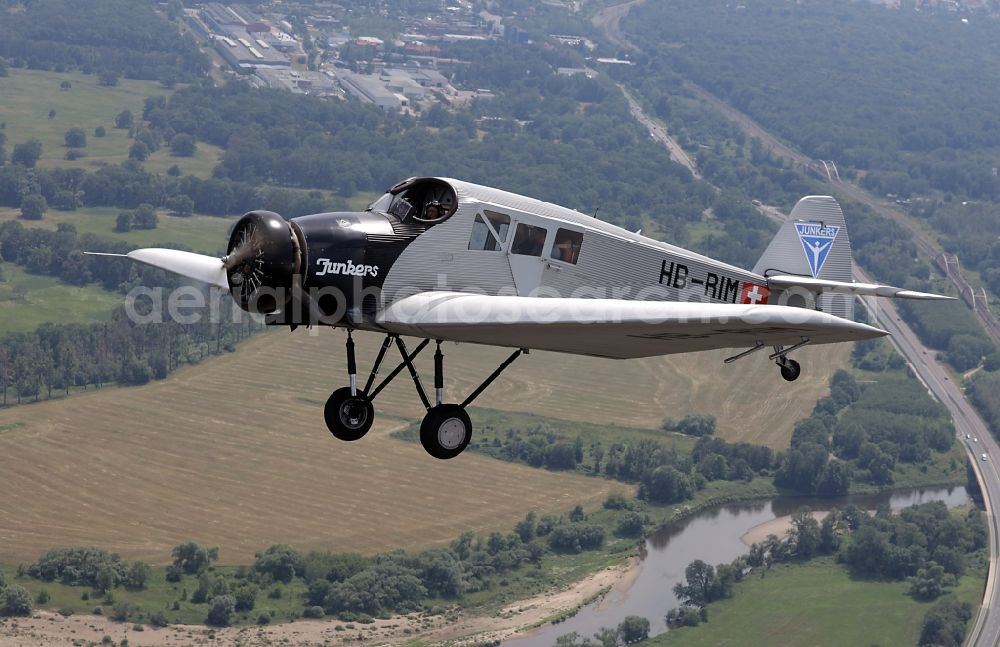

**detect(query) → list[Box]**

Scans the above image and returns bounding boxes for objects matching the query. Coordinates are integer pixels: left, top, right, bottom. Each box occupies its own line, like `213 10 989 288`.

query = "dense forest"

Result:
621 0 1000 201
0 0 206 83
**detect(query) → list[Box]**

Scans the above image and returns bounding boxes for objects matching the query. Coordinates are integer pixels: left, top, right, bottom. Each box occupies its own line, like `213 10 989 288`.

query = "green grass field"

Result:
0 263 122 334
0 206 235 255
0 68 220 177
650 556 984 647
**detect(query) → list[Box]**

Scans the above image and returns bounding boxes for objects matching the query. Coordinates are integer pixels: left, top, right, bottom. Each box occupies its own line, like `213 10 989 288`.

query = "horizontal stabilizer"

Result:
766 275 954 301
377 291 887 359
85 249 228 290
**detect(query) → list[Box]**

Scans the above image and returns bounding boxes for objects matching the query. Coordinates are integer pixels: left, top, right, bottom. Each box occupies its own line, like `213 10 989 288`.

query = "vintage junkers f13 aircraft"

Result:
106 177 952 459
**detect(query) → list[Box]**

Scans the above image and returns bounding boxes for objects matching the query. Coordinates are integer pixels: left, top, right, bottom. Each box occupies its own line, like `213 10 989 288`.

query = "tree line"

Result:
465 365 955 501
0 0 207 84
0 149 346 220
0 302 262 406
452 421 776 505
6 501 629 626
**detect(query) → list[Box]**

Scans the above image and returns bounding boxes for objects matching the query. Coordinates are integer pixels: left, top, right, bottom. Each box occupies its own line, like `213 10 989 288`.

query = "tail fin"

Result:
752 196 854 319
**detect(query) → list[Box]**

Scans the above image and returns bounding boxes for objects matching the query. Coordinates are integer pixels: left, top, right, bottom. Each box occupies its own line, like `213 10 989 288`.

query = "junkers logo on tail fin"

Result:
795 222 840 277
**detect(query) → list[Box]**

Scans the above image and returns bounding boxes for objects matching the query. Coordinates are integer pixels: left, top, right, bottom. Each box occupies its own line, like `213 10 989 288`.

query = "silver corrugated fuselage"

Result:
378 178 768 318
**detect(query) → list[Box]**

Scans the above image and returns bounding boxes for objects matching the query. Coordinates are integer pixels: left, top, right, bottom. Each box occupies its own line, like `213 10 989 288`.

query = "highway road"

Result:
618 84 701 179
855 271 1000 647
762 203 1000 646
595 3 1000 639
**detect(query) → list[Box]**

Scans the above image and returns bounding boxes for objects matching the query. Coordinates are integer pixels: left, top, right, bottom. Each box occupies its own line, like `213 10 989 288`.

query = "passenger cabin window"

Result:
484 210 510 242
550 228 583 264
468 211 511 251
511 223 547 256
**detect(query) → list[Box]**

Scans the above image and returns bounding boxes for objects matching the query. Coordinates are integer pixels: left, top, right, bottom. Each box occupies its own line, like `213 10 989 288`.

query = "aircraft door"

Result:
540 226 584 292
507 220 550 296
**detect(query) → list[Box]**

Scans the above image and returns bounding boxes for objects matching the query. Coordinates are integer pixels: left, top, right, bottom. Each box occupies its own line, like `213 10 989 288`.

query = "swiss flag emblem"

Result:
740 282 770 305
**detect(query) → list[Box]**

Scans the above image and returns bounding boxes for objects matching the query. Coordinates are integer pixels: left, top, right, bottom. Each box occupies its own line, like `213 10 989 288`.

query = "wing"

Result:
376 292 886 359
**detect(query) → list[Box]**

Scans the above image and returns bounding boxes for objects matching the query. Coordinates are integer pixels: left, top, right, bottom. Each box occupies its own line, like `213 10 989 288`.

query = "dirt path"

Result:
0 558 640 647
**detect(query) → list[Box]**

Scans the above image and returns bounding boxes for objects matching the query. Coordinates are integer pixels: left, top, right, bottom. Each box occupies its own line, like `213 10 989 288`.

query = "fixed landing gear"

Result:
777 358 801 382
772 339 809 382
324 387 374 441
324 331 525 459
420 404 472 460
722 337 810 382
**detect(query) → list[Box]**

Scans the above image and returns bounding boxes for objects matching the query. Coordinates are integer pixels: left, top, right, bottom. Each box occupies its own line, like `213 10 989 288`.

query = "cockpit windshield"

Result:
366 193 394 214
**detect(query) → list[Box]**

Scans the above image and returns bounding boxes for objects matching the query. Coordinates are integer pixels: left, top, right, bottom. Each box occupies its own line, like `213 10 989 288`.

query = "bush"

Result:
29 547 128 588
170 133 196 157
616 511 646 538
207 595 235 627
64 127 86 148
603 492 633 510
919 596 972 647
171 542 219 575
0 584 33 617
618 615 650 644
303 605 325 618
254 544 304 584
19 193 47 220
257 613 271 625
547 524 606 554
665 413 717 437
110 601 134 622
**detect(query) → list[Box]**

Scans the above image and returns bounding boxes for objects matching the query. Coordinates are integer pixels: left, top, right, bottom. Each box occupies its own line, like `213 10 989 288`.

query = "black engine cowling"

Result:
224 211 302 314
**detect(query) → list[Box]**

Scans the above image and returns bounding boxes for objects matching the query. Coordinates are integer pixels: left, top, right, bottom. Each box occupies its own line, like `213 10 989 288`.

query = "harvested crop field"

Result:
0 329 845 563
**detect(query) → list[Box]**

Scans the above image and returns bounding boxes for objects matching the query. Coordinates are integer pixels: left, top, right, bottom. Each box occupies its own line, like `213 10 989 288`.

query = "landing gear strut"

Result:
324 332 526 459
771 338 810 382
722 337 810 382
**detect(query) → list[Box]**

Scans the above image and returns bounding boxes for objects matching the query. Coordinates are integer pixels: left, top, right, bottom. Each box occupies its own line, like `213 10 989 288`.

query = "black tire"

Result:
780 359 801 382
324 387 374 441
420 404 472 460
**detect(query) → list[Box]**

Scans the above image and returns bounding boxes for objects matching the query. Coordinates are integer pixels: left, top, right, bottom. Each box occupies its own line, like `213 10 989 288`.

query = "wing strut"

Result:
724 342 766 364
769 337 811 360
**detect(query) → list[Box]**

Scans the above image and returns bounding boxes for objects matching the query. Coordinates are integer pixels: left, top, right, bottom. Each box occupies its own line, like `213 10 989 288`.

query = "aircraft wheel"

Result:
420 404 472 460
780 359 801 382
324 387 374 441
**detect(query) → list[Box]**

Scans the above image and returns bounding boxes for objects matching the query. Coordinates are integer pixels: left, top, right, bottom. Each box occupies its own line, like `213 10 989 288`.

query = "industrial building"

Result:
338 71 404 110
213 34 290 72
256 68 341 97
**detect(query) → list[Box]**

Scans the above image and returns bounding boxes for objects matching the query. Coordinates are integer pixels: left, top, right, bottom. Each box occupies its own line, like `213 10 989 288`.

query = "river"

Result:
504 486 972 646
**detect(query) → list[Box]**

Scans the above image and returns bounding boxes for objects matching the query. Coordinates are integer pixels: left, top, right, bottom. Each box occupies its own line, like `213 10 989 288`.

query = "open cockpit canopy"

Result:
367 177 458 225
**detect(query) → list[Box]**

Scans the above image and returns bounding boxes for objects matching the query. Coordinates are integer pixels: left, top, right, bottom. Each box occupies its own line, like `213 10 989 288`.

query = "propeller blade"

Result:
86 249 229 290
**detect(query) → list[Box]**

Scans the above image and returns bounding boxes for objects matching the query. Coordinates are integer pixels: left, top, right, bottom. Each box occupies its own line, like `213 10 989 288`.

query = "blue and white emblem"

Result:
795 222 840 277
